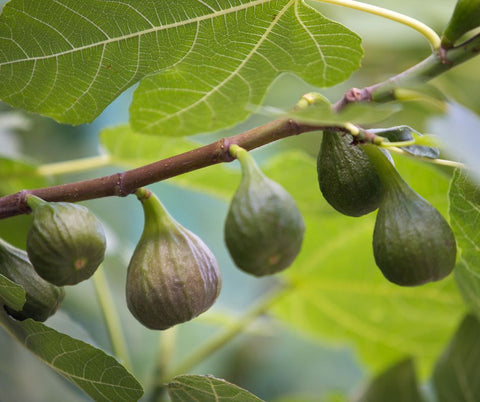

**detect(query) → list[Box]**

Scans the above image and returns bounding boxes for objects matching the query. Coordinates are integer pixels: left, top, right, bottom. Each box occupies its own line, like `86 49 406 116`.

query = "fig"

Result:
317 131 381 217
224 145 305 276
126 188 221 330
364 145 457 286
0 238 64 321
26 195 106 286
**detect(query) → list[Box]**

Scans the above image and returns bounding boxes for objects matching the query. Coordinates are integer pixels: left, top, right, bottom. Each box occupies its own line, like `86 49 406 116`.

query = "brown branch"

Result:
0 33 479 220
0 119 322 219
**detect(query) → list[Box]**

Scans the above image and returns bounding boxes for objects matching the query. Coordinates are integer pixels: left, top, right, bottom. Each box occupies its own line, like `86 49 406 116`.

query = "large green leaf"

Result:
0 309 143 401
130 1 362 136
176 149 464 374
449 170 480 317
168 375 264 401
433 314 480 401
0 273 26 312
0 0 362 134
354 359 424 402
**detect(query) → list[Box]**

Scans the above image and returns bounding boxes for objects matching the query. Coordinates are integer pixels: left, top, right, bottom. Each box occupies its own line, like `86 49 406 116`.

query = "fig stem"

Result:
25 194 47 210
163 285 288 381
311 0 441 49
92 267 132 372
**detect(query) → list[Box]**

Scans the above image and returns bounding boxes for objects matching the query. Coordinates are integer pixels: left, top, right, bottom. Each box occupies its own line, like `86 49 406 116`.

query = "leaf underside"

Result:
168 374 264 401
449 170 480 318
0 0 362 136
0 309 143 402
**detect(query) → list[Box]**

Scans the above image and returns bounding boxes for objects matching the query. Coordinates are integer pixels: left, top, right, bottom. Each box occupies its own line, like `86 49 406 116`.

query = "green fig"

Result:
126 188 221 330
317 131 382 217
442 0 480 48
364 145 457 286
224 145 305 276
26 195 106 286
0 238 64 321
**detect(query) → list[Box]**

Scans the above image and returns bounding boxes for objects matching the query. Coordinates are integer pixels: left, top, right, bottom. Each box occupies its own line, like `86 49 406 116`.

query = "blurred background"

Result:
1 0 479 401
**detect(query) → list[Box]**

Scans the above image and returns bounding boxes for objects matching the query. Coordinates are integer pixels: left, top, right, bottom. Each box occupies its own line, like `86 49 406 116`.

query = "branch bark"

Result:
0 33 479 219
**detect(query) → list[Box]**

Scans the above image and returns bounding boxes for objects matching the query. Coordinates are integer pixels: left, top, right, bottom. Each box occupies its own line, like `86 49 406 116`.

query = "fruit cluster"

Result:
317 130 457 286
0 136 457 328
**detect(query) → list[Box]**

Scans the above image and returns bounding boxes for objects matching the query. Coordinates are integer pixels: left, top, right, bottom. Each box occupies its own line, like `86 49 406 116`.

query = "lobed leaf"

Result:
0 310 144 402
0 0 362 135
168 374 264 401
448 170 480 317
433 314 480 401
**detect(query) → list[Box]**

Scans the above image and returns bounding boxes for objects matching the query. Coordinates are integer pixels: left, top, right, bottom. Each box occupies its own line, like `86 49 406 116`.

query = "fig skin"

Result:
26 195 106 286
224 145 305 276
317 131 382 217
126 189 221 330
0 238 65 322
364 145 457 286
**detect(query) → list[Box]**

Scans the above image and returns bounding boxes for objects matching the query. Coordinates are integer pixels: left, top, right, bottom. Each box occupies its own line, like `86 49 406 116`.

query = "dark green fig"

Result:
26 195 106 286
224 145 305 276
317 131 382 217
364 145 457 286
126 188 221 330
0 238 64 321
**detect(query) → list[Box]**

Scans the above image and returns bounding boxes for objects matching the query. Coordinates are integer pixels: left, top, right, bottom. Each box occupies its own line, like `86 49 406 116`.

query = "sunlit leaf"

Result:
449 169 480 317
0 273 26 312
0 0 362 136
168 375 263 401
433 314 480 401
354 359 424 402
0 310 144 402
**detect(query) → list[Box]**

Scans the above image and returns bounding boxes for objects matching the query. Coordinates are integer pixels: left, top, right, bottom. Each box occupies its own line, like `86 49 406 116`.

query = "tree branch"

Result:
0 33 479 219
0 118 321 219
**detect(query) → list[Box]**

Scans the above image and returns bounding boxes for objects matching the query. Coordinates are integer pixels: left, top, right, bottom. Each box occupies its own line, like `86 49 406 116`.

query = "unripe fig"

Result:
224 145 305 276
364 145 457 286
0 238 64 321
26 195 106 286
126 188 221 330
317 131 381 217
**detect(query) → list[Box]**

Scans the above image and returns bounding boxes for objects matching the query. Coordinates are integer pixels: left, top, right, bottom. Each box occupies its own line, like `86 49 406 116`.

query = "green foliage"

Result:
0 0 362 135
433 314 480 401
0 306 143 401
449 170 480 317
168 374 264 401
